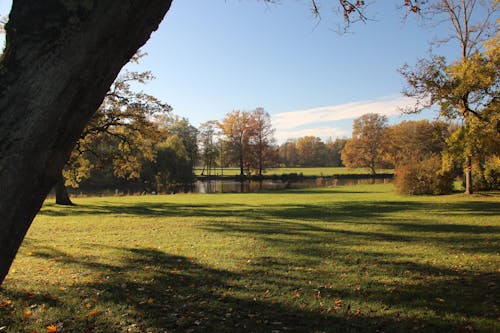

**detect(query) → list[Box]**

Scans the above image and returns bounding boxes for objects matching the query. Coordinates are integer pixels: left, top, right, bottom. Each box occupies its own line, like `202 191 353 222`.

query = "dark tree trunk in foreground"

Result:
0 0 172 286
55 170 74 206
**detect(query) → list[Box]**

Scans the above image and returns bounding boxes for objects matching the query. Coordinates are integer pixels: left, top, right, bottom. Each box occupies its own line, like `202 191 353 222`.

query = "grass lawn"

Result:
195 167 394 177
1 184 498 332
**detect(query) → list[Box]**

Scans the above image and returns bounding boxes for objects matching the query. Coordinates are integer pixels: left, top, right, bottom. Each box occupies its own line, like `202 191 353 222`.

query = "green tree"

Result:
198 120 220 176
400 0 499 194
341 113 390 175
143 134 194 194
165 116 199 173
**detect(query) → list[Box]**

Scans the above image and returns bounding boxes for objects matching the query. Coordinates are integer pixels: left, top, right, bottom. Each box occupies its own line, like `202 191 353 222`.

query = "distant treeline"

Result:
59 89 498 200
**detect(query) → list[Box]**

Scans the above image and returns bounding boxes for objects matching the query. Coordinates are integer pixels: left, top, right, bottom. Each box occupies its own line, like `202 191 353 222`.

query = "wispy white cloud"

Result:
274 126 348 142
272 96 416 142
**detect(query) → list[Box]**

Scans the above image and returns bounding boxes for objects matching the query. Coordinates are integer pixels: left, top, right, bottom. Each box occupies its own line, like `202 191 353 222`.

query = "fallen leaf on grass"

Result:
435 298 445 303
334 299 343 309
24 309 32 317
46 325 57 332
0 300 12 307
87 310 103 317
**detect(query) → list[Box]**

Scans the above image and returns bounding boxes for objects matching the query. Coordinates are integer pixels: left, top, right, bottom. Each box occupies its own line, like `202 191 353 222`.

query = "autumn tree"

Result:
277 137 346 167
444 117 500 191
247 108 275 176
387 120 449 167
59 59 170 205
341 113 391 175
295 136 328 167
400 0 499 194
219 110 255 176
388 120 454 195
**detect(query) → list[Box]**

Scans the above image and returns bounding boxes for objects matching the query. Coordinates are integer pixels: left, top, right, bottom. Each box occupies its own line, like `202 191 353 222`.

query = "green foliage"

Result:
198 120 220 176
2 184 499 332
147 134 194 193
395 155 454 195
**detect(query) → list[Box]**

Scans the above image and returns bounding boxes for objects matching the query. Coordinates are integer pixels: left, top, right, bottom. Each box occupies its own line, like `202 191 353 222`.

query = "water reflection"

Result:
195 177 392 193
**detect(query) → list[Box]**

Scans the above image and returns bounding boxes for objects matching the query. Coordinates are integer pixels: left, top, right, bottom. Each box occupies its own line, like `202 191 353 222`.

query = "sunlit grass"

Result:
1 184 498 332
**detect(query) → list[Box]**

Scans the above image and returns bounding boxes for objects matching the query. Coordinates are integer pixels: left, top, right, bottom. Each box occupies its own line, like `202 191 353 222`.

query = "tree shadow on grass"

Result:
2 246 496 332
37 196 499 257
39 196 499 222
21 193 499 331
197 199 499 254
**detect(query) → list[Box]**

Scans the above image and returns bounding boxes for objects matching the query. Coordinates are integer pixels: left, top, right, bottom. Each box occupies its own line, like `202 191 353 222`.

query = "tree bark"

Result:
54 170 74 206
0 0 172 286
464 155 473 195
239 146 245 176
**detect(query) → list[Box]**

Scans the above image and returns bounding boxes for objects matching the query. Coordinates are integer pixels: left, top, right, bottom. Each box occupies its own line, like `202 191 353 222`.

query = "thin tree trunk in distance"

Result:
465 155 473 195
54 170 74 206
0 0 172 286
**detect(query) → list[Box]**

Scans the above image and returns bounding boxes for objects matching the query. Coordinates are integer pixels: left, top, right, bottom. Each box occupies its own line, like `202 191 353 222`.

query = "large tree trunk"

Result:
0 0 172 286
54 170 74 206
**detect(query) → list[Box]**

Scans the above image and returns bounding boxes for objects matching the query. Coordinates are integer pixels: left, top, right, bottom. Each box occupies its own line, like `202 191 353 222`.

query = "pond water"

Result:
65 176 393 197
195 177 392 193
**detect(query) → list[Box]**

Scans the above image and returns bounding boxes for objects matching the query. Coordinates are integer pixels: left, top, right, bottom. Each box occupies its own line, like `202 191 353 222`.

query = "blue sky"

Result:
1 1 463 142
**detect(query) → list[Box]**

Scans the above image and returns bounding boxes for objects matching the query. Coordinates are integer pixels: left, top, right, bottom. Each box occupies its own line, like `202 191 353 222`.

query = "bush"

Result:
395 155 454 195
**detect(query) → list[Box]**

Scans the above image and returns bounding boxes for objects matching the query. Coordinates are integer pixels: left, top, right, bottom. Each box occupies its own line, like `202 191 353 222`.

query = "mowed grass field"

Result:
195 167 394 177
0 184 498 332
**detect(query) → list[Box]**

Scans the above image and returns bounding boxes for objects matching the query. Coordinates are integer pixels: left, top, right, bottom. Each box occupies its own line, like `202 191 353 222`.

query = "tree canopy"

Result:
400 0 499 194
